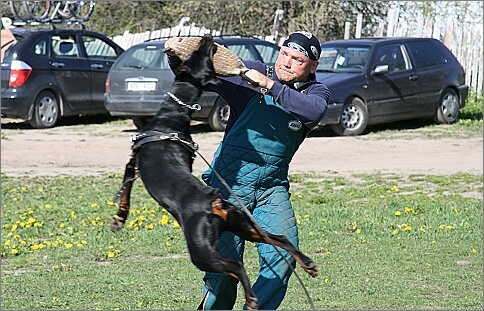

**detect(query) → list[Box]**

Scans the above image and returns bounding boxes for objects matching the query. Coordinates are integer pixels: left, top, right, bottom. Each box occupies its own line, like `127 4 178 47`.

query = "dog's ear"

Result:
200 44 222 87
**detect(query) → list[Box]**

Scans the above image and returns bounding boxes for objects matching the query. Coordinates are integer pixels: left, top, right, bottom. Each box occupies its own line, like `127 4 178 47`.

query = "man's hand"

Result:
243 69 274 89
164 36 183 56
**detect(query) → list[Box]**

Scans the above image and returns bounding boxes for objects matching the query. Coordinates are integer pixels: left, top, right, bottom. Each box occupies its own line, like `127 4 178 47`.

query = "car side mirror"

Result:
371 64 389 76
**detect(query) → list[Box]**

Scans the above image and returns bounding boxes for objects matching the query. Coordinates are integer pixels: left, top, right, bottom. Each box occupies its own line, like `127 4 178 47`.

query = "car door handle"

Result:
409 75 418 81
51 62 65 68
91 64 104 69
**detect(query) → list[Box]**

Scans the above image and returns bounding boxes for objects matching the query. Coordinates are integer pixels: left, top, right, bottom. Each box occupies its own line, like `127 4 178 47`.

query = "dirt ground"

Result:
1 117 482 178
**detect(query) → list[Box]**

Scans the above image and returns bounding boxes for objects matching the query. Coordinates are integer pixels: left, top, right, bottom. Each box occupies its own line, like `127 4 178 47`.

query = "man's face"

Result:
275 46 319 84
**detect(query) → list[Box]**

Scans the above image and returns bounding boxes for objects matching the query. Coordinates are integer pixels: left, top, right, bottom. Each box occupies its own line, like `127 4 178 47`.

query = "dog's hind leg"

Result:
223 201 318 278
111 157 137 232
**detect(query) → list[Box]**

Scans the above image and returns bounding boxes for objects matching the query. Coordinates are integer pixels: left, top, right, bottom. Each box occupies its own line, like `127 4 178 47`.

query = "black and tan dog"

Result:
110 34 317 310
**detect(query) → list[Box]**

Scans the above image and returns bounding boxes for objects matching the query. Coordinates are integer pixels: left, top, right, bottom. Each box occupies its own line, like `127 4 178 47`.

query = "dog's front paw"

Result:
110 215 125 232
304 261 318 277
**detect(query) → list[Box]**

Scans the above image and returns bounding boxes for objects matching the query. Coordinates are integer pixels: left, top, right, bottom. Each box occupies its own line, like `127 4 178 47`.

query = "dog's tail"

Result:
111 157 137 232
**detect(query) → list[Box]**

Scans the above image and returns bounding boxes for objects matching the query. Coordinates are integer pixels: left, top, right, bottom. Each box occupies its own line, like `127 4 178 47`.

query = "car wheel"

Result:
132 117 152 130
330 97 368 136
208 97 230 132
29 90 59 129
434 88 460 124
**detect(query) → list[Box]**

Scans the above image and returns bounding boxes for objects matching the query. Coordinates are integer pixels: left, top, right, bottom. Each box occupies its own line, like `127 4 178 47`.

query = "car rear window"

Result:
318 45 370 72
406 41 445 69
253 44 279 65
117 45 168 69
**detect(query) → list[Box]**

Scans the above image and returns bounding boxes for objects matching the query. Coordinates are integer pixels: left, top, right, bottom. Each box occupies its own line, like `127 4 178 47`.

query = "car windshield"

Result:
317 45 370 73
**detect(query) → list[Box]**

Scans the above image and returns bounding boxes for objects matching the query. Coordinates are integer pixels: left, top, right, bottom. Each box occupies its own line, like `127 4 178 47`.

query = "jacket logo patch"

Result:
288 120 302 131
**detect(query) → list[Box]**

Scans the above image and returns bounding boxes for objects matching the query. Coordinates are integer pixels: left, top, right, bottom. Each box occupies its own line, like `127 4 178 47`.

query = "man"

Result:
166 31 330 310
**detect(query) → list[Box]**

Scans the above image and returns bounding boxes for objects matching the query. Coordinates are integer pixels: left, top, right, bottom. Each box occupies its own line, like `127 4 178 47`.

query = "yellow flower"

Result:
90 202 99 208
160 215 169 226
404 207 415 214
65 243 73 248
59 223 65 228
107 251 115 258
45 204 52 209
11 249 19 255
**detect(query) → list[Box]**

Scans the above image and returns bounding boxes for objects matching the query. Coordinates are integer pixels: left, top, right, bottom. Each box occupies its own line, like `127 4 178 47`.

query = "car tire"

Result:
207 97 230 132
330 97 368 136
434 88 460 124
132 117 152 130
29 90 60 129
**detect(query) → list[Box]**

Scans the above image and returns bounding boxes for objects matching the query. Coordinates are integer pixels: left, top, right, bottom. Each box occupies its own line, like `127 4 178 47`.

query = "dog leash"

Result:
195 149 317 310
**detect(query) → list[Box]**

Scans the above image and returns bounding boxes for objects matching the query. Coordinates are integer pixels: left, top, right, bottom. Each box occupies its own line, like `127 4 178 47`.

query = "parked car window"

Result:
32 38 47 56
225 44 257 61
52 35 79 57
118 45 168 69
253 44 279 65
373 44 410 72
318 45 370 73
82 35 118 59
406 41 445 69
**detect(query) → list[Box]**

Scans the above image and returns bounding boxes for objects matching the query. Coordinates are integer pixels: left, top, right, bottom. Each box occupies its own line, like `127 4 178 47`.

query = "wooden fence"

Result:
112 11 482 94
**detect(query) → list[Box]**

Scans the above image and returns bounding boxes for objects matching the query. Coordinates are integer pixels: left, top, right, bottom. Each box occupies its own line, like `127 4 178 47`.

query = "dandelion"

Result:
90 202 99 208
472 248 477 253
392 229 399 235
38 187 44 192
146 224 154 230
11 249 19 255
106 200 116 206
45 204 51 209
404 207 415 214
390 185 399 192
65 243 73 248
107 251 115 258
394 210 401 216
160 215 169 226
59 223 65 228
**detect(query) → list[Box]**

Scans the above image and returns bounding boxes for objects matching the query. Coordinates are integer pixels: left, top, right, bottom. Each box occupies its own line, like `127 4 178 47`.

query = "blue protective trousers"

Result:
200 144 299 310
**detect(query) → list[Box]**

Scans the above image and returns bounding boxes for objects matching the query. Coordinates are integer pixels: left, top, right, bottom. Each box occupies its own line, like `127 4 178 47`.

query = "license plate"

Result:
127 81 156 91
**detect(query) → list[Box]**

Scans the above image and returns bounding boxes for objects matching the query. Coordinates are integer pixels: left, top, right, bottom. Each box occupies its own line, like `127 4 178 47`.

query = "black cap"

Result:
282 31 321 61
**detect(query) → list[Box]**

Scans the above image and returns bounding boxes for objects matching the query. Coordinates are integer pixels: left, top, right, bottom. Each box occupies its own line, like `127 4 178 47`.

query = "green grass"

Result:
1 172 482 310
